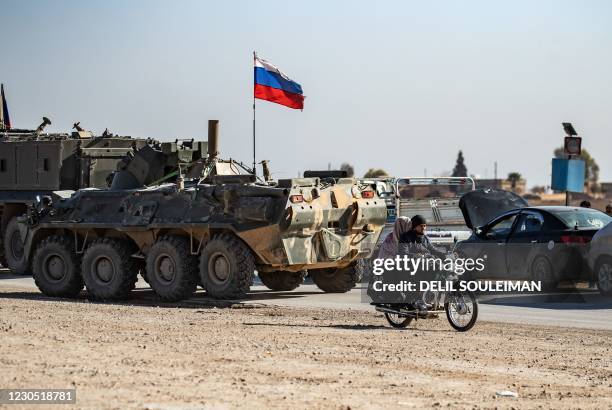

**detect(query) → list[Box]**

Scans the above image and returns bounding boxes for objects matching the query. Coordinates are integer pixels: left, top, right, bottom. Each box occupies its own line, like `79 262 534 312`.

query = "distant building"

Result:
474 179 503 190
601 182 612 197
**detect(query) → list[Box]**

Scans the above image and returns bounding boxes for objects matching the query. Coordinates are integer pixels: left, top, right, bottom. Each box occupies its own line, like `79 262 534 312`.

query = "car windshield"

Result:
550 209 612 229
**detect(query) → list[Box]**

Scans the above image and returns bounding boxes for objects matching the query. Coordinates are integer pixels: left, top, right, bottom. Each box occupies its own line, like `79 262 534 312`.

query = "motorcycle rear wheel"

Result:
384 312 413 328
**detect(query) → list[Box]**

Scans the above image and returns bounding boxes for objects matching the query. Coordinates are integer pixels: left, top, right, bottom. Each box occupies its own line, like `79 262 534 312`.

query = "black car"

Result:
456 190 612 288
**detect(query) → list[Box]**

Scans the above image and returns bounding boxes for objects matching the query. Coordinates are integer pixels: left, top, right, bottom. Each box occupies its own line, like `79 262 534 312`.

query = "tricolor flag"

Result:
254 54 304 110
0 84 11 130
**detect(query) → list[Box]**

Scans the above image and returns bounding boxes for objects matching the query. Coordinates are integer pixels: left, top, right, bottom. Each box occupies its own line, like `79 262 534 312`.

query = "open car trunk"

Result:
458 189 529 230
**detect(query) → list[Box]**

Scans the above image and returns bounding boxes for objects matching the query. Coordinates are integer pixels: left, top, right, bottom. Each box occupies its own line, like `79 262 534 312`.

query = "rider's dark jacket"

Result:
399 230 446 259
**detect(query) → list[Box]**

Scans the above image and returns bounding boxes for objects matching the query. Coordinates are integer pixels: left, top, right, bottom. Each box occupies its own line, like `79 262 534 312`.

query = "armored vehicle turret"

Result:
20 120 388 301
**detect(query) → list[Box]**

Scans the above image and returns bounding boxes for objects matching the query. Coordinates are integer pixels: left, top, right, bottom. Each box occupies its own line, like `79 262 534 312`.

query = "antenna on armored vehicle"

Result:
35 116 51 134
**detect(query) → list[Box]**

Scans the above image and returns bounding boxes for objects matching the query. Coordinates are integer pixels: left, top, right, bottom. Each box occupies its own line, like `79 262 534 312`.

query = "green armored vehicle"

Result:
0 118 157 273
20 120 387 301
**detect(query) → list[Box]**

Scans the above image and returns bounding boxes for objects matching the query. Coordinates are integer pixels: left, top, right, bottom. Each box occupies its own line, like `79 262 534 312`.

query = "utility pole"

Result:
494 162 498 188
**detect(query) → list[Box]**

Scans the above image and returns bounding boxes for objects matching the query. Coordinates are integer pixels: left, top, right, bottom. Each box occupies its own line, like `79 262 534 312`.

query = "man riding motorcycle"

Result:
399 214 447 313
399 214 446 259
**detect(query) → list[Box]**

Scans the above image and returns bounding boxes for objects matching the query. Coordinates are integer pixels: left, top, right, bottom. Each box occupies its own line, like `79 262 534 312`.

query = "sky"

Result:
2 0 612 187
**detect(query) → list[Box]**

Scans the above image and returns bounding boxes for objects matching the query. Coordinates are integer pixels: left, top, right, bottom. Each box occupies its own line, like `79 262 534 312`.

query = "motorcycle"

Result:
371 248 478 332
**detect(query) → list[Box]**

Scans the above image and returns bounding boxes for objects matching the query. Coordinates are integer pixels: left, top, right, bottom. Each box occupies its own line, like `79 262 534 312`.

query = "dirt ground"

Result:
0 287 611 409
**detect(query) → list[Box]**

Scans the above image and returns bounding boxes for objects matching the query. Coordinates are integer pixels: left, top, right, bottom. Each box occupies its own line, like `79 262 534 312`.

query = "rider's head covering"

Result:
376 216 411 260
411 214 427 228
392 216 411 242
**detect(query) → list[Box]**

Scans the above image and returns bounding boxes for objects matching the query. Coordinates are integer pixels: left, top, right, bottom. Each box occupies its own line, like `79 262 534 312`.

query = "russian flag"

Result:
254 54 304 110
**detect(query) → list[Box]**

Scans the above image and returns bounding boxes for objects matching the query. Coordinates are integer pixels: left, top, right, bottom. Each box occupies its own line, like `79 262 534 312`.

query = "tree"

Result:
531 185 546 194
340 163 354 177
553 147 599 187
363 168 389 178
451 151 467 177
507 172 522 191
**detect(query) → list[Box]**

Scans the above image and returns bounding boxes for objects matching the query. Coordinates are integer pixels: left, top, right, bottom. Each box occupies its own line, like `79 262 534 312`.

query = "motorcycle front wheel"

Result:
384 312 413 328
444 291 478 332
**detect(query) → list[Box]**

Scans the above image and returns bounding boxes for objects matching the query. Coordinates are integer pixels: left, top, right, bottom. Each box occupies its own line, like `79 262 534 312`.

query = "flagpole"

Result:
252 51 257 175
252 95 256 175
0 84 5 131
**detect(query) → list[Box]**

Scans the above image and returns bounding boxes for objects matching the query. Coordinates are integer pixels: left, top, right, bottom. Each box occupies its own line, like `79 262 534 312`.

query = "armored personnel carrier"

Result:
0 118 159 273
19 120 387 301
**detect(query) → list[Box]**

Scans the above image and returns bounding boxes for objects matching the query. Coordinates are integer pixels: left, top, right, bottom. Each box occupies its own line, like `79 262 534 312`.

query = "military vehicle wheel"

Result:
81 238 138 300
0 224 7 267
32 235 83 298
3 217 29 274
200 234 254 299
258 270 306 291
146 236 197 301
310 265 360 293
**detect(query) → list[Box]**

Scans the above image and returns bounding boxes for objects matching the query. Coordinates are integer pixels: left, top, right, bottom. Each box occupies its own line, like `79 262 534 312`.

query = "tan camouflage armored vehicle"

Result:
0 118 151 273
20 120 387 301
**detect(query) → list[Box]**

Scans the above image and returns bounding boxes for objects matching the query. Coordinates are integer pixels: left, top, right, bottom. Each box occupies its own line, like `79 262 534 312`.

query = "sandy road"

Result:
0 281 611 409
2 270 612 330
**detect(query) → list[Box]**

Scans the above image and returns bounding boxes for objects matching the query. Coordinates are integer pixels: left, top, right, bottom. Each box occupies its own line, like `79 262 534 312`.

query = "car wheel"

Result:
531 256 557 290
595 257 612 296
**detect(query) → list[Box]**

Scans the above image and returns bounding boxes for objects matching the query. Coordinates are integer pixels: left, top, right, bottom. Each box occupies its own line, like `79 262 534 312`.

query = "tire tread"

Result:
82 238 137 300
200 233 254 299
147 235 197 301
311 266 360 293
32 235 83 297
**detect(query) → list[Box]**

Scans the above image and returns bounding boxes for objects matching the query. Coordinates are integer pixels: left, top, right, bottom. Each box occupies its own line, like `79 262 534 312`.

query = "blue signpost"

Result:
551 158 585 205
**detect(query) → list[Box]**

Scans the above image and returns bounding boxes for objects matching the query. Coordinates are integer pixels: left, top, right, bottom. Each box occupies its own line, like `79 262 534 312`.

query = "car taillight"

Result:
361 191 375 199
289 195 304 203
560 235 591 244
